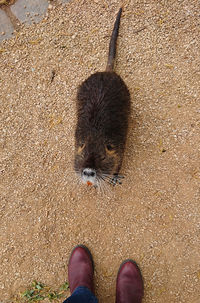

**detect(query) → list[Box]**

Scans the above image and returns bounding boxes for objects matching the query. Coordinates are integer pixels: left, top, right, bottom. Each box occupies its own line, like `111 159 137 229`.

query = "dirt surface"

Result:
0 0 200 302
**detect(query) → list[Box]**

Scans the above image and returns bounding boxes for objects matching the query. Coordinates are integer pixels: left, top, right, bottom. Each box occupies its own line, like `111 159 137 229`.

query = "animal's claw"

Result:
111 174 124 186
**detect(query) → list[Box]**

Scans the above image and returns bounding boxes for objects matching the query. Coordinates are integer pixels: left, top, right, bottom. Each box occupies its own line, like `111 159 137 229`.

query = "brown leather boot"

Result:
68 245 94 294
116 259 144 303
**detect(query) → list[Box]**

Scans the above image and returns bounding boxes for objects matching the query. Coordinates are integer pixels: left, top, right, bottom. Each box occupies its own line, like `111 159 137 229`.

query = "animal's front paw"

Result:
110 174 124 186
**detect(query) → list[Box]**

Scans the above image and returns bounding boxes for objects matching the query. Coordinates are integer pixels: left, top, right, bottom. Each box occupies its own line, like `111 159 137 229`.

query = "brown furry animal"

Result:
74 8 130 187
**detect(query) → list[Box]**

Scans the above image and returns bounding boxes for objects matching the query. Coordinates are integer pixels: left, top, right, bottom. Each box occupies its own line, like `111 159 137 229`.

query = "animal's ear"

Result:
105 144 115 155
77 142 85 154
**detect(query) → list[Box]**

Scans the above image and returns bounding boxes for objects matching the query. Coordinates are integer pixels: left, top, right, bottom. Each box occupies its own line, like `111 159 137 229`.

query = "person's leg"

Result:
63 245 98 303
63 286 97 303
115 259 143 303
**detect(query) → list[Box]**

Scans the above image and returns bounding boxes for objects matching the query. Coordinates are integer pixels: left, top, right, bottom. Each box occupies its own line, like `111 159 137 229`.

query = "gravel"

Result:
0 1 200 302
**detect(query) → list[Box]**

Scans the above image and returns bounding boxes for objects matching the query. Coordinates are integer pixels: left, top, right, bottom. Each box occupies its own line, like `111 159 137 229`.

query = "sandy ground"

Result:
0 0 200 302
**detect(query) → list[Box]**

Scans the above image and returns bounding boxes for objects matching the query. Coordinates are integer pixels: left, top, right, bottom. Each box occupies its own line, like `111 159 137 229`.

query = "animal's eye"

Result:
106 144 114 151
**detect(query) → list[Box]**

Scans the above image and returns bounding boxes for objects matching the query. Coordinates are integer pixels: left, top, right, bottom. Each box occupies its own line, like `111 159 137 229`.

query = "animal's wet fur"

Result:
74 8 130 187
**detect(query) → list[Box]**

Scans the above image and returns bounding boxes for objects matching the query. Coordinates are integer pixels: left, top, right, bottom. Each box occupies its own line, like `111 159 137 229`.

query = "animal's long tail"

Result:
106 8 122 72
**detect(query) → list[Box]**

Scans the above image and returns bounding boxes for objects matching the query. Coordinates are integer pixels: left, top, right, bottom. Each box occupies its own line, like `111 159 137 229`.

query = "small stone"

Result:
48 4 53 9
0 10 14 42
11 0 49 25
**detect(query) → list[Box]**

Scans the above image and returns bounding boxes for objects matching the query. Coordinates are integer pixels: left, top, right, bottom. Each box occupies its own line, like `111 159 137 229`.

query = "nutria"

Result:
74 8 130 187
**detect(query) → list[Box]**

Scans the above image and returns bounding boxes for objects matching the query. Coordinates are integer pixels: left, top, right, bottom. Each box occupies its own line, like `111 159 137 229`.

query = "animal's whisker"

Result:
102 173 125 179
101 175 116 185
102 179 112 195
101 175 112 182
100 177 113 186
101 174 113 180
98 176 112 194
96 177 104 195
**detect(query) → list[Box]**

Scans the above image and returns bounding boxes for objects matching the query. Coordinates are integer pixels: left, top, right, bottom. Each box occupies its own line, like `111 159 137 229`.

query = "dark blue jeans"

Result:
63 286 98 303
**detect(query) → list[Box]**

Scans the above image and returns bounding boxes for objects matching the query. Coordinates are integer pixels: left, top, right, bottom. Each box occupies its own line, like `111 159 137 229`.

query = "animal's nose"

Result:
82 168 96 177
